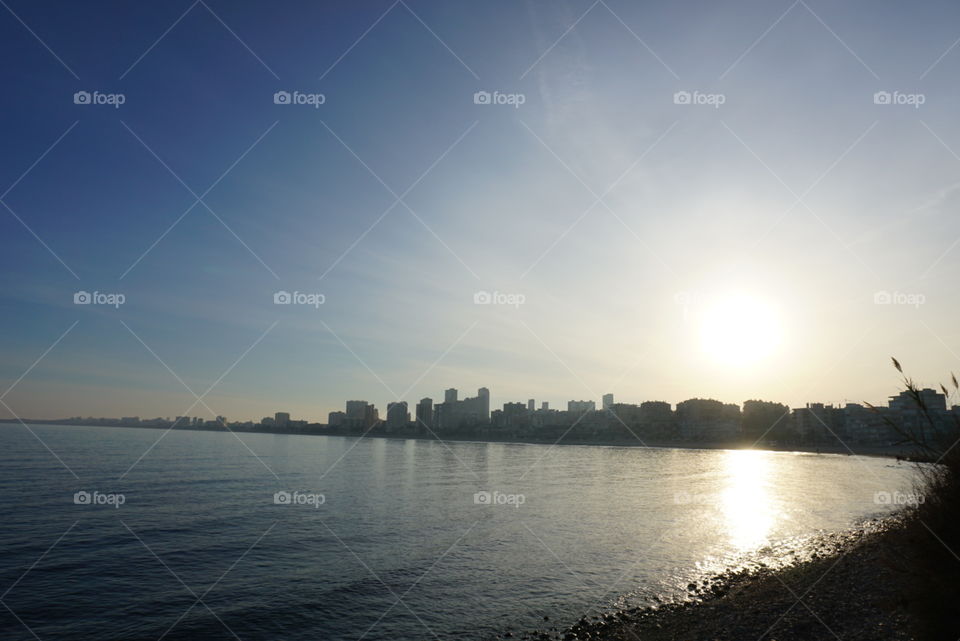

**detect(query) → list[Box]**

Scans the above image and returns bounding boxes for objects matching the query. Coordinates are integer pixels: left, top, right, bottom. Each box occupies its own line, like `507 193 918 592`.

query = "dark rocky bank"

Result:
505 516 922 641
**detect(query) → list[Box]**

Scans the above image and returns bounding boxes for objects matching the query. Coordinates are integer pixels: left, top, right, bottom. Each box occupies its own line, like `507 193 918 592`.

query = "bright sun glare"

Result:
699 294 782 368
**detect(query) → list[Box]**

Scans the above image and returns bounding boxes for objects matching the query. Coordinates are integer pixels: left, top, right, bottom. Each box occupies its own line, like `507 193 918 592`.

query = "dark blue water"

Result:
0 425 916 640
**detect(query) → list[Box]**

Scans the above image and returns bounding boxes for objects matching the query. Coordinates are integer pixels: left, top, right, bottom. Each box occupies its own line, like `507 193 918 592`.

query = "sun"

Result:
699 294 782 368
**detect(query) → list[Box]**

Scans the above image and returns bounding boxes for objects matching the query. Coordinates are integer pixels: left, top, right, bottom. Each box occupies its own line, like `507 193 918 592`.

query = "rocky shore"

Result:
511 516 919 641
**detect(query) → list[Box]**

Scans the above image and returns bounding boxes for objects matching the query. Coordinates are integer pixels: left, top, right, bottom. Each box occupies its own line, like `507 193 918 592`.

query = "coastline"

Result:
513 515 918 641
0 420 917 460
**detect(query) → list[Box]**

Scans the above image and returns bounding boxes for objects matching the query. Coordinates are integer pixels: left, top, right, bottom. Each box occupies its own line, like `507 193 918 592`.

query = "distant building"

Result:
602 394 614 411
541 401 549 411
676 398 740 441
436 387 490 429
568 400 596 413
527 399 535 413
328 411 345 426
416 398 433 430
386 402 409 431
275 412 290 428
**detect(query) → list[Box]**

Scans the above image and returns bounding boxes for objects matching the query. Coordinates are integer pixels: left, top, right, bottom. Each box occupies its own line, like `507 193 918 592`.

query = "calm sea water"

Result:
0 424 917 640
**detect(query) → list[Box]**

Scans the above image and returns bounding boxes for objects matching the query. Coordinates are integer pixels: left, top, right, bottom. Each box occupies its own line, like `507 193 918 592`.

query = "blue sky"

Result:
2 0 960 422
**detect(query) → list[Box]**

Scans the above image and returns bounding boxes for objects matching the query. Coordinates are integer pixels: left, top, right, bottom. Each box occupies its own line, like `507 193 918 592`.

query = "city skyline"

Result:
2 1 960 422
17 381 957 427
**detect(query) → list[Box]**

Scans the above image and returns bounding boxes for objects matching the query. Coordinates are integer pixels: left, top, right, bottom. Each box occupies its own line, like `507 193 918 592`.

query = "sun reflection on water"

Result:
721 449 779 550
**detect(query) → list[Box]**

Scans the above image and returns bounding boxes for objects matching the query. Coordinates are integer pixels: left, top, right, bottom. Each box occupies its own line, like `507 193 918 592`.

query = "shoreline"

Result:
0 420 917 460
512 514 917 641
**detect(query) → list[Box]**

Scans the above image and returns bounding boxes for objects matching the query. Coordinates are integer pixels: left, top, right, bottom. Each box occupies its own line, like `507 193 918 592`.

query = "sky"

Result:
2 0 960 422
